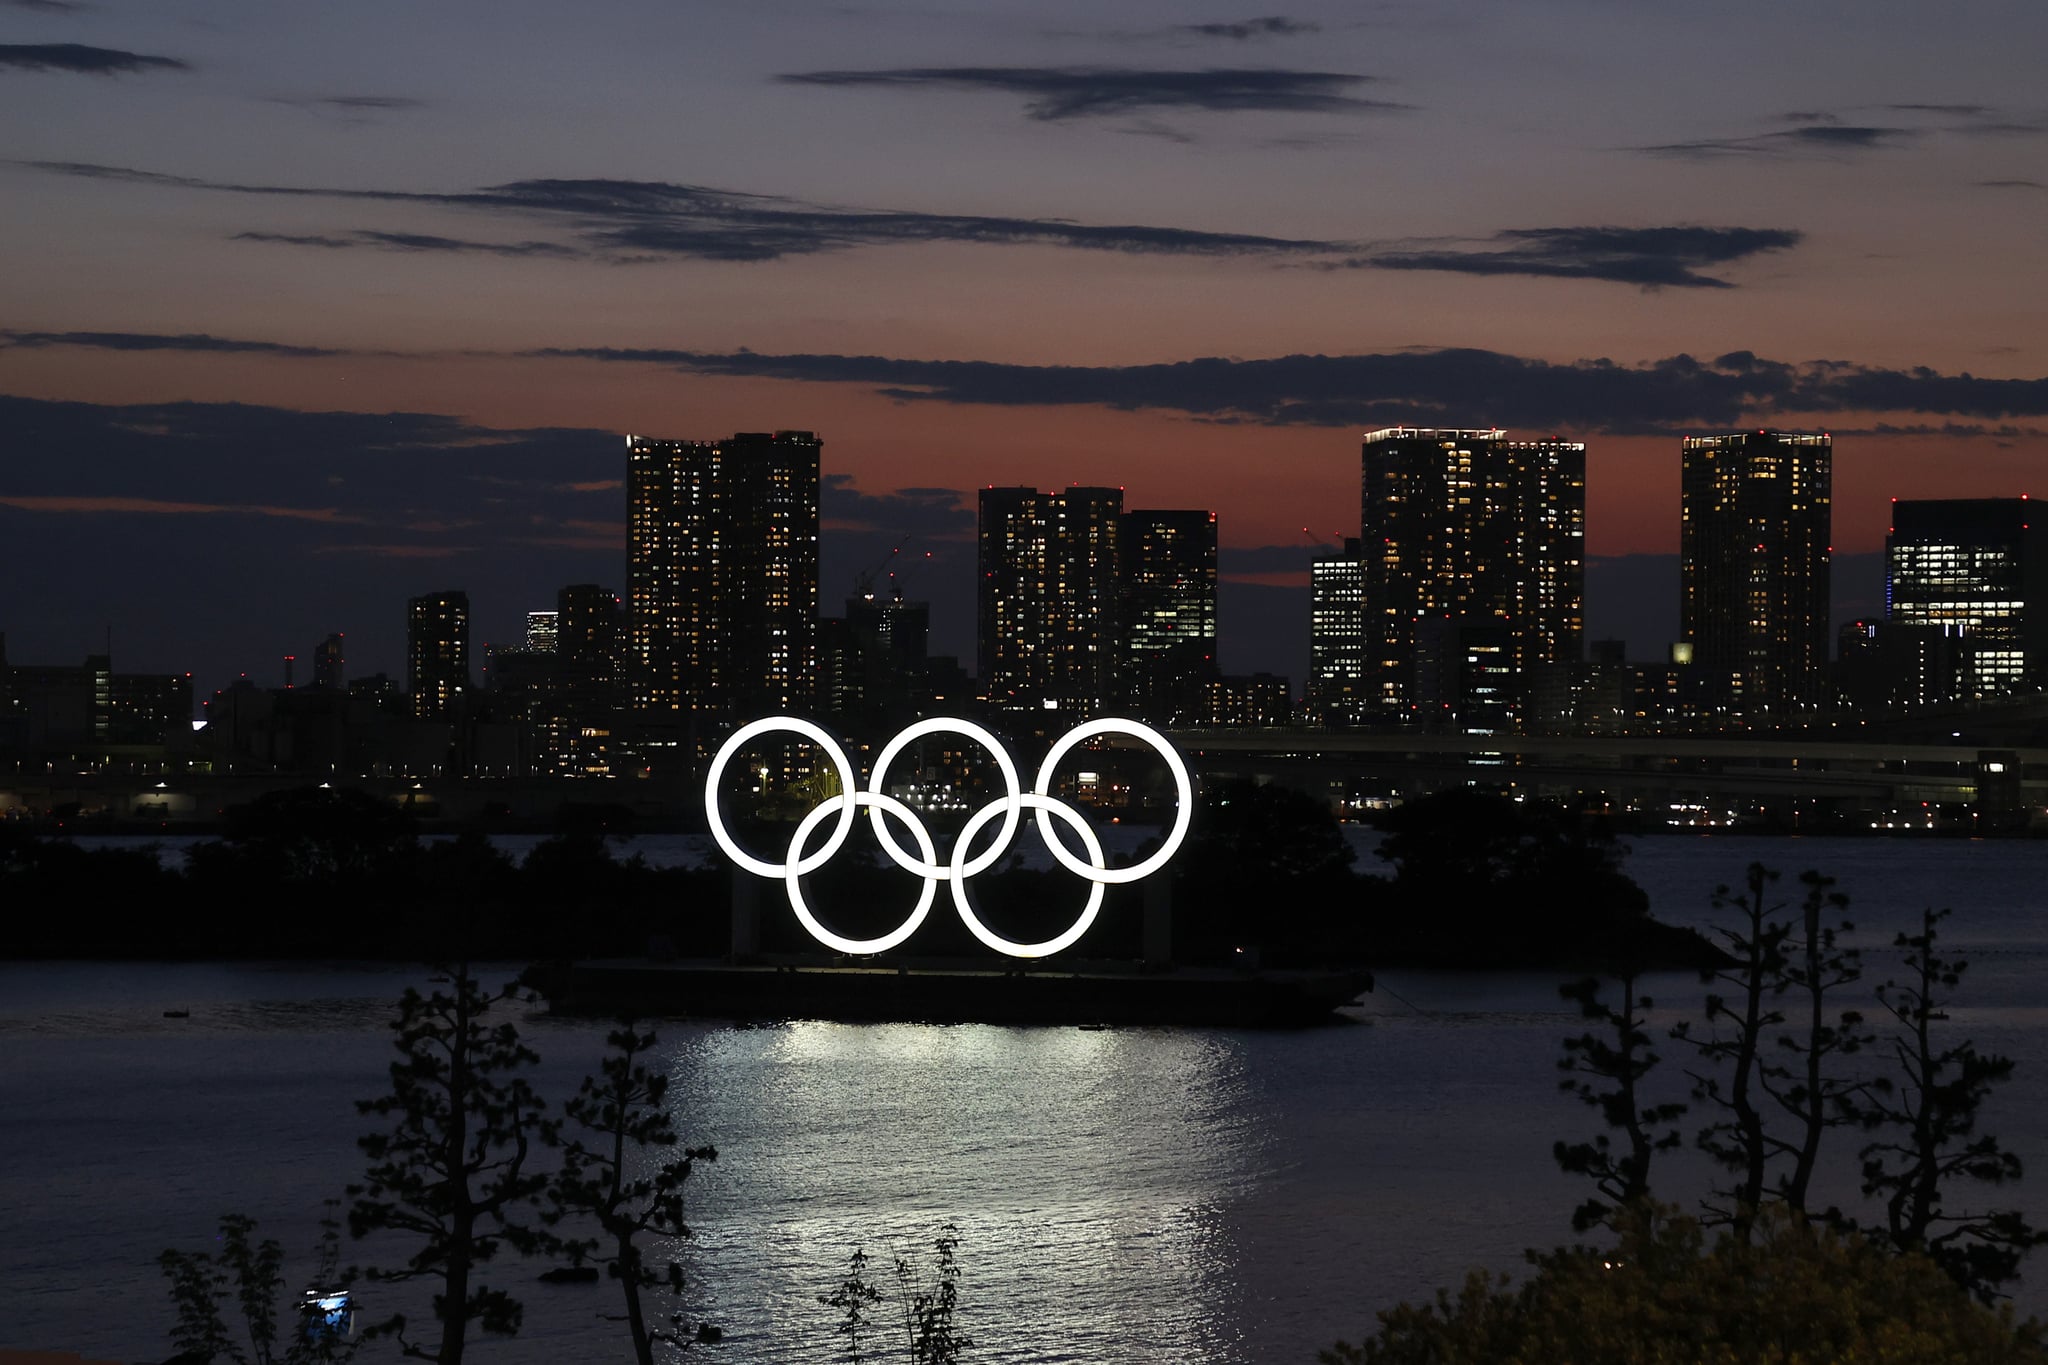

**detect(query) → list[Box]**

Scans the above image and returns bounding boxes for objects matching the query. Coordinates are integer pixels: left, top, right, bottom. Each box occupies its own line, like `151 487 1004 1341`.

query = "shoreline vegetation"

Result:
0 782 1728 975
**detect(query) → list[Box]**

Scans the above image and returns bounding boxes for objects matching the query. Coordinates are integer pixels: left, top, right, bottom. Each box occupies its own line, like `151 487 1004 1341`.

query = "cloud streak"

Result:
1345 225 1802 289
0 42 187 74
1 329 346 357
282 94 427 111
20 158 1345 262
776 66 1405 120
1181 17 1319 41
531 345 2048 432
1637 124 1916 158
235 229 581 259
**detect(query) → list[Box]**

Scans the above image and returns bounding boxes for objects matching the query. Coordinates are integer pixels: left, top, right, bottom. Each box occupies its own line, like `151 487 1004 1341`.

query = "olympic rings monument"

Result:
534 715 1373 1027
706 715 1192 961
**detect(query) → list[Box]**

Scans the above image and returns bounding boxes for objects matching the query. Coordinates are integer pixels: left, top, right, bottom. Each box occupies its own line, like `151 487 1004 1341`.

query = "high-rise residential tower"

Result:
626 431 820 721
977 485 1123 714
1887 497 2047 698
407 591 470 719
1680 430 1832 714
1118 509 1218 724
1307 537 1367 725
1358 427 1585 723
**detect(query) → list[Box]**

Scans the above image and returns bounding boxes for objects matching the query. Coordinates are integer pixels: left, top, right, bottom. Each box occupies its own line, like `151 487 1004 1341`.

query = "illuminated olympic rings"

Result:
704 716 1194 958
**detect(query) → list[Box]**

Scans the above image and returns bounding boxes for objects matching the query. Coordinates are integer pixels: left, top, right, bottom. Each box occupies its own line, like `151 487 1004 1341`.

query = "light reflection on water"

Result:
673 1021 1257 1362
2 835 2046 1361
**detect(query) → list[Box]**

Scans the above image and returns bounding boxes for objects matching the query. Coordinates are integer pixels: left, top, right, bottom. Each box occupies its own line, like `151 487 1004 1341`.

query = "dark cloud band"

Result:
0 42 186 74
1 329 343 357
1346 225 1801 289
533 345 2048 432
776 66 1405 120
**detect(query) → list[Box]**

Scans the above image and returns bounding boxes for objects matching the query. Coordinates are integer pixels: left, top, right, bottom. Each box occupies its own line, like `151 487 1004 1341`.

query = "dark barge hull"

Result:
529 959 1373 1029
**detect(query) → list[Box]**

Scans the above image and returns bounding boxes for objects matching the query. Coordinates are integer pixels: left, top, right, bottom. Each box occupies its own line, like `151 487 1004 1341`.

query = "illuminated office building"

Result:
1680 430 1831 714
1359 428 1585 722
977 486 1123 714
525 611 559 653
1307 538 1367 725
406 591 470 719
626 431 820 720
1118 509 1218 724
1887 497 2047 699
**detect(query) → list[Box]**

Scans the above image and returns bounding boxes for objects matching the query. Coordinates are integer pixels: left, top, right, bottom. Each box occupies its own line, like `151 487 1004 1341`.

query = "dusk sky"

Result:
5 0 2046 694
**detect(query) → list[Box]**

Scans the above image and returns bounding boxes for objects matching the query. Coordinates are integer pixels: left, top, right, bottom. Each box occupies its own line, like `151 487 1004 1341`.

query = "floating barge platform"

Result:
528 959 1373 1029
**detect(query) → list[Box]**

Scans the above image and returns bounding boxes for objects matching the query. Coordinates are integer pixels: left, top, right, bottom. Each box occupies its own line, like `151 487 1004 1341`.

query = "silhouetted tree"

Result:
1554 970 1686 1231
1671 863 1790 1234
546 1022 719 1364
219 785 418 883
821 1247 886 1365
159 1207 358 1365
1373 789 1663 967
821 1228 972 1364
1858 908 2048 1303
1763 870 1872 1217
1170 778 1359 963
349 965 551 1364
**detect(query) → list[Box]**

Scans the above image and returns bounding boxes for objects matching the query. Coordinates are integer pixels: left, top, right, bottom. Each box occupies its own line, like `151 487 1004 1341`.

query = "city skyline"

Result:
4 1 2047 689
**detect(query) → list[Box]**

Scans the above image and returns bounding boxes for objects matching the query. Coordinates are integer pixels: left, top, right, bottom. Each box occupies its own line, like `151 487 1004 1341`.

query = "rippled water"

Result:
3 835 2046 1362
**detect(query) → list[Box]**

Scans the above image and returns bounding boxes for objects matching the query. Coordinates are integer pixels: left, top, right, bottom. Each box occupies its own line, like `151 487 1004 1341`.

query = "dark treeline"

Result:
1170 781 1722 971
1 781 1719 972
0 787 726 961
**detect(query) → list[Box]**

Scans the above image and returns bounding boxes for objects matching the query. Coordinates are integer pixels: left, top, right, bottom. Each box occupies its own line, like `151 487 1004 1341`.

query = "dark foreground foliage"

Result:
1321 1206 2048 1365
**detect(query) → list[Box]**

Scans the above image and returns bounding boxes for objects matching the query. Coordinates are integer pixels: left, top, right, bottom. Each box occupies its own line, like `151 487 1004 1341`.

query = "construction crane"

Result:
853 536 909 603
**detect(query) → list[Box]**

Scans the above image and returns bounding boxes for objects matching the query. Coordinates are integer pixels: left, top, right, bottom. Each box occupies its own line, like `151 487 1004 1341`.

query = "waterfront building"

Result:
406 590 470 720
977 485 1123 714
1307 538 1367 725
1886 497 2047 699
1119 509 1218 725
626 431 820 721
1680 430 1832 716
1359 428 1585 725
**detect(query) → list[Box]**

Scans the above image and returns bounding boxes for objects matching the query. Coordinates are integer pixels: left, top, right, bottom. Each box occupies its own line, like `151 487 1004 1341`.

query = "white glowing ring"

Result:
704 716 860 879
785 791 940 955
949 793 1107 958
1033 717 1195 884
865 717 1023 880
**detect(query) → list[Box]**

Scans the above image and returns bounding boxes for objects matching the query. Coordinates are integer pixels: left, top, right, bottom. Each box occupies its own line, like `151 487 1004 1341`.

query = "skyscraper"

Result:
1118 509 1218 724
1887 497 2047 698
1680 430 1832 714
627 431 820 721
1358 428 1585 723
312 632 345 691
407 591 470 719
977 485 1122 714
1307 537 1366 725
